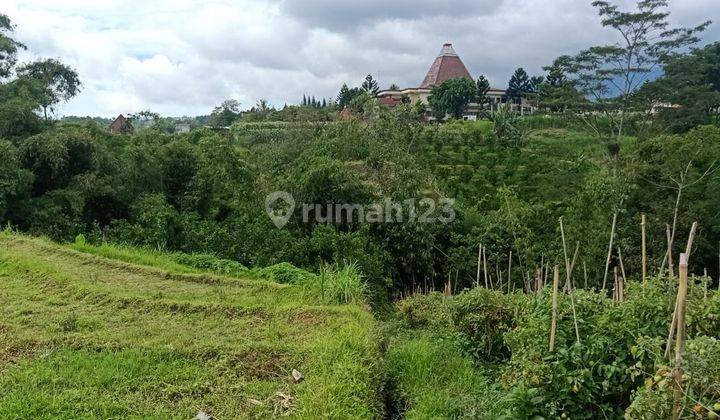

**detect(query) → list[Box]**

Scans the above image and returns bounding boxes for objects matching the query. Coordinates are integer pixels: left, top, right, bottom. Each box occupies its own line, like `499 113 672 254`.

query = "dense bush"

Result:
2 103 720 301
392 278 720 418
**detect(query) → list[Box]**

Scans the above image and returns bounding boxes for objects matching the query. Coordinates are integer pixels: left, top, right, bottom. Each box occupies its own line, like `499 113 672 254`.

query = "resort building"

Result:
377 43 533 120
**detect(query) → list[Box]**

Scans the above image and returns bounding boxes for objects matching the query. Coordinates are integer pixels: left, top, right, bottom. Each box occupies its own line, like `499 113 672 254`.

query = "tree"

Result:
639 42 720 132
538 62 582 112
555 0 709 143
337 83 364 108
506 68 531 104
476 75 491 110
388 83 400 91
427 77 477 120
545 64 567 88
128 110 160 124
529 76 544 93
0 14 26 79
210 99 241 127
16 59 80 121
361 74 379 96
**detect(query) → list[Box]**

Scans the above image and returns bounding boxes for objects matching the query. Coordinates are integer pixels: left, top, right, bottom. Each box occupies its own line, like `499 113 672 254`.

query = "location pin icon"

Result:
265 191 296 228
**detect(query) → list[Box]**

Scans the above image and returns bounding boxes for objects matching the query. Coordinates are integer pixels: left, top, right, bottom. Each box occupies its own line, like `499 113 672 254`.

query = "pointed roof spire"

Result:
420 43 472 88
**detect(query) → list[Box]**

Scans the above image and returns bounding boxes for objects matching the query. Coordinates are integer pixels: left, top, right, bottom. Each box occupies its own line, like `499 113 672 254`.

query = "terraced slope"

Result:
0 233 380 419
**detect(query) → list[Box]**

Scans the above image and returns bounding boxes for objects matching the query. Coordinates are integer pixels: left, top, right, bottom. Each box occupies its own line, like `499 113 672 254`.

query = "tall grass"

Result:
320 261 367 305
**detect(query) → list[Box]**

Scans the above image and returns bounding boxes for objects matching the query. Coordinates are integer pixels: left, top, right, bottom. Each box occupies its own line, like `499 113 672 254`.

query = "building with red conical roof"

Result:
420 43 473 88
377 43 513 120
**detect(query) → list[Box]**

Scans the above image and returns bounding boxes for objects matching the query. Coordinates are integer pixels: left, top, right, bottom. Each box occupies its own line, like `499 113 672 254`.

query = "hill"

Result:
0 233 380 418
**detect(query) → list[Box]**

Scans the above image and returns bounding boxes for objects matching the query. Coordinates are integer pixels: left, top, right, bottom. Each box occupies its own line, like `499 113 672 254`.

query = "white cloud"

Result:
2 0 717 117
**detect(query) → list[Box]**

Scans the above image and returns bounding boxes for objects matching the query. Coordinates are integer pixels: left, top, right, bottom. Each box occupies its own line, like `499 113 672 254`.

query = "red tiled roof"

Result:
420 43 472 88
378 96 402 107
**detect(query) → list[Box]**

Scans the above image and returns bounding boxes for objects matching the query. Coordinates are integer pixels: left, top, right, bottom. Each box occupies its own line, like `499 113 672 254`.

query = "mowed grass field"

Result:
0 233 381 419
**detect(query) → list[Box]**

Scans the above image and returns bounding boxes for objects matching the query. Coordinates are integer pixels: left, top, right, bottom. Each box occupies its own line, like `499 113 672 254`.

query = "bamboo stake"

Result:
602 213 618 291
560 217 571 292
613 266 619 302
508 251 513 293
570 242 580 290
665 222 699 358
483 246 488 288
672 253 689 420
685 222 698 257
641 214 647 285
476 243 482 288
666 224 674 277
569 280 581 345
583 261 588 290
549 266 559 352
618 246 627 285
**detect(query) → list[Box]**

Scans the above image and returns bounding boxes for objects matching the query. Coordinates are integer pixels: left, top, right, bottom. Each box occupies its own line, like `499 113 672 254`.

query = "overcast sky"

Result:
3 0 718 117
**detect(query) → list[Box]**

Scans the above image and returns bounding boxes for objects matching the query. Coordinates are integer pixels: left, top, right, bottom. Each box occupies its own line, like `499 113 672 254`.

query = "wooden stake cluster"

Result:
664 222 698 359
559 217 581 345
602 213 618 291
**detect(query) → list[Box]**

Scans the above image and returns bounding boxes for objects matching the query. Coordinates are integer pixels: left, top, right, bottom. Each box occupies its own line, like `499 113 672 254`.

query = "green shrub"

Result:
396 292 451 329
626 336 720 419
448 288 516 361
254 262 317 285
170 252 247 277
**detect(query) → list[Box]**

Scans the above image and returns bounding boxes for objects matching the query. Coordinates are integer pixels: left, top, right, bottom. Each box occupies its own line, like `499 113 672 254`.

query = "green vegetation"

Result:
0 232 380 418
389 279 720 418
2 1 720 417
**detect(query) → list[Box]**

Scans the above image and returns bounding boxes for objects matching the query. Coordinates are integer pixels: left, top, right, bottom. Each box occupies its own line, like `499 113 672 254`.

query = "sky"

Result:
3 0 719 117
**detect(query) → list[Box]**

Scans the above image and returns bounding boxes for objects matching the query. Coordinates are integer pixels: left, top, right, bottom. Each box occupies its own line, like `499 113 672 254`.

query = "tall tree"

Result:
529 76 544 93
128 110 160 124
476 75 491 110
0 13 25 79
16 59 80 121
361 74 379 96
506 68 531 104
538 61 582 112
209 99 241 127
545 64 567 87
555 0 710 142
640 42 720 132
337 83 364 108
428 77 477 120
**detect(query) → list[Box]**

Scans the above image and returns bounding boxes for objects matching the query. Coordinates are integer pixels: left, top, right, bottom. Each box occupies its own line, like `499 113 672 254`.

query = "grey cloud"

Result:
5 0 719 118
278 0 504 31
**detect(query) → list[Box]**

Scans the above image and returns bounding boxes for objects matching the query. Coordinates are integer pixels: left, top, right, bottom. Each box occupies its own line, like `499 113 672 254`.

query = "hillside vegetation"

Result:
0 232 380 419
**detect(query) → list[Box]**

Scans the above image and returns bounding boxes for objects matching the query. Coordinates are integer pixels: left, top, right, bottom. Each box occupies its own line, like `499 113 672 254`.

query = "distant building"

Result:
377 43 534 120
174 123 191 133
109 114 134 134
